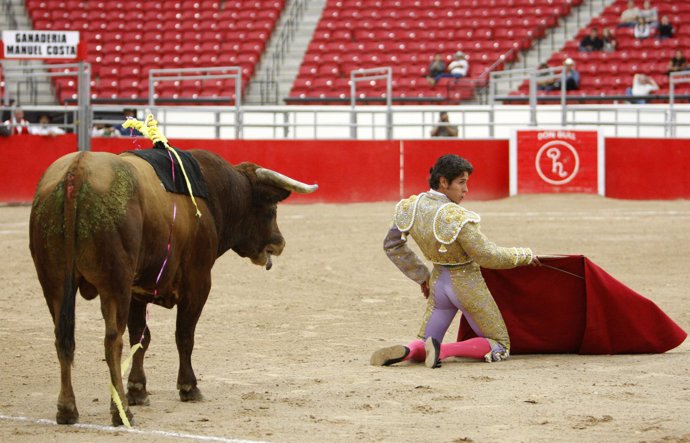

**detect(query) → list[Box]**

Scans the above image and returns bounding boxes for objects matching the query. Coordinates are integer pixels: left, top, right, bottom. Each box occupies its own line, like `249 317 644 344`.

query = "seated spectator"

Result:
536 62 557 91
579 28 604 52
114 108 143 136
602 28 618 52
559 58 580 91
1 98 16 122
436 51 469 81
31 114 66 136
639 0 658 26
667 50 687 75
619 0 640 27
426 53 447 86
2 107 30 135
560 58 580 91
633 17 651 39
92 123 121 137
538 59 580 91
657 15 674 40
626 73 659 103
430 111 458 137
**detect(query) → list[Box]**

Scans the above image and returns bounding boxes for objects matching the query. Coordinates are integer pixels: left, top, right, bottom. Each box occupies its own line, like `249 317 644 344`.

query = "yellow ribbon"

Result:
123 114 202 217
108 342 143 429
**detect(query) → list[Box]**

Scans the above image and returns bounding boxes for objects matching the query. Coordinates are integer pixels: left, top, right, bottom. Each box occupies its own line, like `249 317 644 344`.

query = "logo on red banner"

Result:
515 130 599 194
535 140 580 185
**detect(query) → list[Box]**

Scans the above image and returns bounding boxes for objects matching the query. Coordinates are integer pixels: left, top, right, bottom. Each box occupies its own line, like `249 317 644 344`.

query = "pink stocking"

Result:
439 337 491 361
405 339 426 362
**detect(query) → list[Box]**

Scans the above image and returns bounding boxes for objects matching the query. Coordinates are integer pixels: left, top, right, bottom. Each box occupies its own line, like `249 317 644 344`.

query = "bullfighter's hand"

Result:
530 256 542 267
421 280 430 299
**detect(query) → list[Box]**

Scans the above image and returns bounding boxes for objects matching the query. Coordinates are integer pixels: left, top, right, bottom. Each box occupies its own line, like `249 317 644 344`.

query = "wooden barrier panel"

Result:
605 138 690 200
402 139 510 201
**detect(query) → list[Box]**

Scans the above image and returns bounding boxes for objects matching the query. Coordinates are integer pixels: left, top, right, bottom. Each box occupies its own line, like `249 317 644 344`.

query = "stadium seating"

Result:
288 0 580 105
514 0 690 101
25 0 285 104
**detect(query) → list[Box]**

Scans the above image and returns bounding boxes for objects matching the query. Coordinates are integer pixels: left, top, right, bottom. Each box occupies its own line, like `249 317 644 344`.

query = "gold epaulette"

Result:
433 204 480 244
393 194 420 233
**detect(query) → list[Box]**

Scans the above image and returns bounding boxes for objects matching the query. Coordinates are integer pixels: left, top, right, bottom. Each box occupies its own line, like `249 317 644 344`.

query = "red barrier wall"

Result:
4 135 688 204
402 139 510 201
0 134 76 203
605 138 690 200
91 138 401 203
0 136 403 204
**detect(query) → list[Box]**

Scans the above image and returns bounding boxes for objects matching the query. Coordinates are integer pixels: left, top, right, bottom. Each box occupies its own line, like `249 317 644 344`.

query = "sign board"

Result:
1 30 80 60
510 129 604 195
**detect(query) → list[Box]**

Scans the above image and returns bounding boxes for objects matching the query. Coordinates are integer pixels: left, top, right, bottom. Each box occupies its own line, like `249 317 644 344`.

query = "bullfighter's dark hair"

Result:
428 154 473 190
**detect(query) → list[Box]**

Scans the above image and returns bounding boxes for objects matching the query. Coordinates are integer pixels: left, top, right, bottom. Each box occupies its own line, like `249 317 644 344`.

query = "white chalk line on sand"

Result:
0 413 268 443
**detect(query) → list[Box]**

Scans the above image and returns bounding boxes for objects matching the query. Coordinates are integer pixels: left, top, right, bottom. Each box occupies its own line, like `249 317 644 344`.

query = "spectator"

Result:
639 0 658 26
436 51 469 81
619 0 640 27
1 98 16 122
602 28 618 52
430 111 458 137
114 108 143 136
426 53 447 86
627 73 659 103
536 62 557 91
579 28 604 52
667 49 687 75
633 17 651 39
657 15 674 40
31 114 66 136
559 58 580 91
2 107 30 135
92 123 121 137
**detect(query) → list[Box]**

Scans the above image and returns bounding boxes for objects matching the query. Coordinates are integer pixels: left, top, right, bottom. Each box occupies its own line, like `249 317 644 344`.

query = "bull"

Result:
29 147 317 426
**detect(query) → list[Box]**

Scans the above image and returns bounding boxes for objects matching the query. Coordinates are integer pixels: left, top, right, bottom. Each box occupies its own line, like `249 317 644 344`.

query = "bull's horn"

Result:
255 168 318 194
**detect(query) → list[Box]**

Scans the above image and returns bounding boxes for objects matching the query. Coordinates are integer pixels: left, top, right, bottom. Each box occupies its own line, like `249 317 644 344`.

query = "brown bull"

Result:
29 149 317 426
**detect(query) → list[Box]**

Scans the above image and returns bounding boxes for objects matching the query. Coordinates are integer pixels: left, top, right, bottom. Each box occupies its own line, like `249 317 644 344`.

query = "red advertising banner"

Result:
513 129 601 195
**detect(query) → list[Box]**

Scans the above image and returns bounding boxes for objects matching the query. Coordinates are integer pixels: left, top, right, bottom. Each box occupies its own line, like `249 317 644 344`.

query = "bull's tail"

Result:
56 155 84 364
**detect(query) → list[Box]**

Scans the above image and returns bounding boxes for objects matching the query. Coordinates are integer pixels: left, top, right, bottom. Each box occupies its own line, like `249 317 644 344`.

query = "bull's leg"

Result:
100 292 134 426
126 297 150 406
38 268 80 425
46 290 80 425
175 282 210 402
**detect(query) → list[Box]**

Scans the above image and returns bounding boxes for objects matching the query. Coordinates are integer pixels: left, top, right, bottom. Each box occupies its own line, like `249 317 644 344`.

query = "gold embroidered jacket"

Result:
384 192 533 282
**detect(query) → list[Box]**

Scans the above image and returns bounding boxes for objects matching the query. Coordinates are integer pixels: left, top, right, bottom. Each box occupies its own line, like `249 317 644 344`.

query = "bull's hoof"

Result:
179 386 203 402
56 404 79 425
127 385 150 406
111 408 135 427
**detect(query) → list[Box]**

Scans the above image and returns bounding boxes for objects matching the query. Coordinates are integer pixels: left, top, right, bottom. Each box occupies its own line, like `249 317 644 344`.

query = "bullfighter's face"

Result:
439 172 469 204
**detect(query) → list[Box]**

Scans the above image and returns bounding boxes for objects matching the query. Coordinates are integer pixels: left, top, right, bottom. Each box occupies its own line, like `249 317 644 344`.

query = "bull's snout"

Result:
266 237 286 257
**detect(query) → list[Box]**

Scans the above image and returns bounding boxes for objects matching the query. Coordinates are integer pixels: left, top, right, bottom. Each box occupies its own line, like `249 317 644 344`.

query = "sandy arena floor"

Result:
0 195 689 443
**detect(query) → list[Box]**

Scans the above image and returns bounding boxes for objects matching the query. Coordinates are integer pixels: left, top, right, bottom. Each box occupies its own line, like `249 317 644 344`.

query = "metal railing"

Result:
669 70 690 137
350 67 393 139
148 66 242 138
1 0 19 30
489 66 568 134
260 0 308 105
4 102 690 141
1 61 91 148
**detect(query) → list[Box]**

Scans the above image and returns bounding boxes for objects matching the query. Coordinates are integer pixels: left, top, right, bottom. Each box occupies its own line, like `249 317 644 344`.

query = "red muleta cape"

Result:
458 255 687 354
